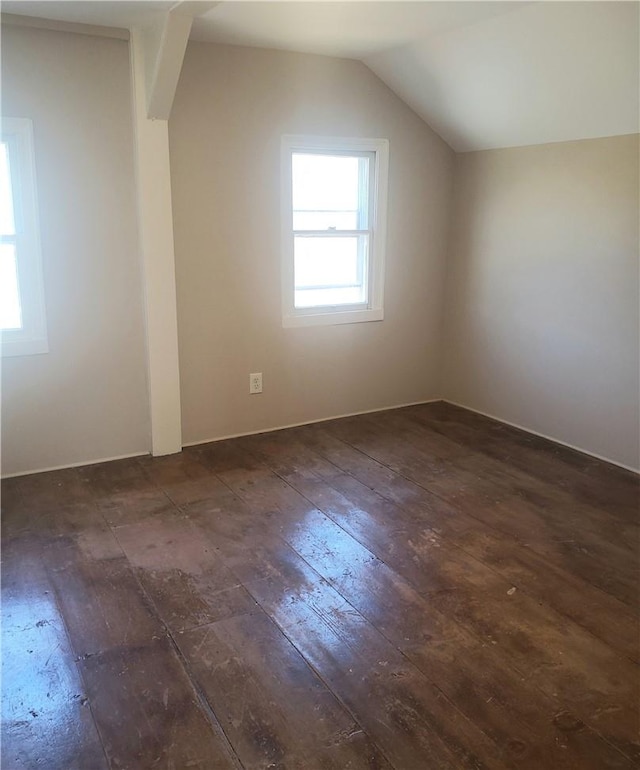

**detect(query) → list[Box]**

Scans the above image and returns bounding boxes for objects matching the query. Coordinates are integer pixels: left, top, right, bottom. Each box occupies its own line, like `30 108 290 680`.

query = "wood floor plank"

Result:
2 401 638 770
245 565 505 770
177 609 393 769
2 500 107 542
278 506 638 768
233 434 640 764
114 510 257 633
1 463 106 542
407 403 639 523
186 478 518 767
79 636 239 769
244 428 640 662
302 466 639 662
76 457 155 496
1 535 109 770
46 538 165 656
444 523 640 663
94 488 177 528
291 422 639 608
33 518 243 768
136 449 232 508
10 467 95 511
214 466 574 768
324 411 639 563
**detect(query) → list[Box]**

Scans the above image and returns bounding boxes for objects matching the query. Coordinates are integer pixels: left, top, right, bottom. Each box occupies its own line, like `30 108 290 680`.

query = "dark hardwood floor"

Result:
2 401 639 769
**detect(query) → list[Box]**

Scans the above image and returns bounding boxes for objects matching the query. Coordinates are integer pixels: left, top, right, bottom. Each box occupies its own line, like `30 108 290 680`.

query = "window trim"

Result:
281 135 388 328
1 117 48 357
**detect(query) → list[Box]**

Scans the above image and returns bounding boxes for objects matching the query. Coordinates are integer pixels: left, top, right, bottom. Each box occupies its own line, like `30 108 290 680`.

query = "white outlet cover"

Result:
249 372 262 394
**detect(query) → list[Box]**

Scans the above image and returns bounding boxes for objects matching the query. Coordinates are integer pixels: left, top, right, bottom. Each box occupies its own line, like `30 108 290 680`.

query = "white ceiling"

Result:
2 1 638 151
190 2 521 58
366 1 640 151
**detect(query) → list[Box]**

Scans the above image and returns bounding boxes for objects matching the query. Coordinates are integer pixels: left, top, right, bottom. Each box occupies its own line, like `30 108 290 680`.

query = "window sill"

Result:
1 333 49 357
283 307 384 328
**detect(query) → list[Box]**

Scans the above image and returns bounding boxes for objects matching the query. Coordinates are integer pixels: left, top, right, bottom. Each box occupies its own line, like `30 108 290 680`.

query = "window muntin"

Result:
282 136 388 327
1 118 48 357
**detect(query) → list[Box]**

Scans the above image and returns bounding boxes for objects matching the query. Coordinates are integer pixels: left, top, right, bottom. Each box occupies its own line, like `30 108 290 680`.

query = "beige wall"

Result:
170 42 454 445
443 135 640 470
1 25 149 476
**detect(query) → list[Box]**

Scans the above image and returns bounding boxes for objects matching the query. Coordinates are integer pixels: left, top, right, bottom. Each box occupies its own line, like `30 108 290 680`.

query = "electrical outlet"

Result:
249 372 262 394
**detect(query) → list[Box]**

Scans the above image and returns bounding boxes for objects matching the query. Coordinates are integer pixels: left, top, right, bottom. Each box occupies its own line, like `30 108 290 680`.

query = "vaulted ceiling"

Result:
3 1 639 151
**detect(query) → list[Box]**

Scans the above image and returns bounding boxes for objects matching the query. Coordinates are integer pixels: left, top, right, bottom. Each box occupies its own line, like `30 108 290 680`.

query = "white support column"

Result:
130 25 183 456
129 2 218 456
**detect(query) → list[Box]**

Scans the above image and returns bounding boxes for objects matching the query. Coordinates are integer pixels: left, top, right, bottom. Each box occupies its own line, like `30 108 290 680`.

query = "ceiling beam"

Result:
143 2 218 120
144 11 192 120
170 2 219 19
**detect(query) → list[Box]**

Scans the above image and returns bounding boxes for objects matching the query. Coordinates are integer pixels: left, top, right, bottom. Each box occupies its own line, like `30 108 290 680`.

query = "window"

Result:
281 135 388 327
1 118 47 357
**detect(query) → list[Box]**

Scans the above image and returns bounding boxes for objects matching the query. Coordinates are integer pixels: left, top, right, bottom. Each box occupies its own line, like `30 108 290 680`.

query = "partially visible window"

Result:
1 118 47 356
281 135 388 327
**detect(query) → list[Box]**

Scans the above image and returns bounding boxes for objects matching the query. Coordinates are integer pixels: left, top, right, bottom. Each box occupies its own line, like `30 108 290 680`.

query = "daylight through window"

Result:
0 140 21 330
282 136 388 327
1 118 47 357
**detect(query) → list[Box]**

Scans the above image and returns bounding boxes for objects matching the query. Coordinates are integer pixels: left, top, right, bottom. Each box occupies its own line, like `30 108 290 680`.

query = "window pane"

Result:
292 153 369 231
295 286 367 308
294 235 368 308
293 211 357 230
0 143 16 236
0 242 22 330
295 236 359 288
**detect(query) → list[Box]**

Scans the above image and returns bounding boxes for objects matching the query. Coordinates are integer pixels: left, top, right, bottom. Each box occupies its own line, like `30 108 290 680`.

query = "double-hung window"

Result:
281 135 388 327
1 117 47 357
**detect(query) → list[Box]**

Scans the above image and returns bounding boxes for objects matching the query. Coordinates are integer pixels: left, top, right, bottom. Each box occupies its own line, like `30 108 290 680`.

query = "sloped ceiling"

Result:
190 2 522 58
365 1 640 151
2 1 638 151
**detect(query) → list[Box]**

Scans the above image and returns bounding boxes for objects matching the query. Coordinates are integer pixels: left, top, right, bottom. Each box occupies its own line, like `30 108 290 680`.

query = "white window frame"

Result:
1 117 48 357
281 135 388 328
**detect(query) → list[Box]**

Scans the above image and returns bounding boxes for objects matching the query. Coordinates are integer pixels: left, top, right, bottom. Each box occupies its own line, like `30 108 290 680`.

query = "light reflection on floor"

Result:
1 592 88 767
271 508 382 654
